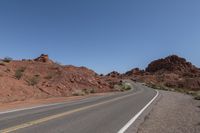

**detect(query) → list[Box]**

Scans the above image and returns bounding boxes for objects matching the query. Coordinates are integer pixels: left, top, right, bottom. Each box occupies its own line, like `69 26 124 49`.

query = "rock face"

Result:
0 55 112 103
124 68 144 76
146 55 197 74
34 54 53 63
106 71 121 78
124 55 200 91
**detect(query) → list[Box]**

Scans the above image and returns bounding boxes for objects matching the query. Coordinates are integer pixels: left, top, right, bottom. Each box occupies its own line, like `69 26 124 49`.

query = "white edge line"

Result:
118 90 159 133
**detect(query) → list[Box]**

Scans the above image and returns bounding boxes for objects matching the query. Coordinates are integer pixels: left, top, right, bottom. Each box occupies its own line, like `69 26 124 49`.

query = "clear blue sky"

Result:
0 0 199 74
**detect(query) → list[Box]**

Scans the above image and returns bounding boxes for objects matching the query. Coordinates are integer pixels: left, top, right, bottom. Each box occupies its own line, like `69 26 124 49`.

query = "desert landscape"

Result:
0 54 199 104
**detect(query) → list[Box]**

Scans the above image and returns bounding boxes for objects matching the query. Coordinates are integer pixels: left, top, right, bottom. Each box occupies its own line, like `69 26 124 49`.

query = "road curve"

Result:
0 82 157 133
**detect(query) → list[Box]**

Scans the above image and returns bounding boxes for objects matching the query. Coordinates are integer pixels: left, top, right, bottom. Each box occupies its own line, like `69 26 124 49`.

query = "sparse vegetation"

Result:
2 57 13 63
114 82 132 92
121 82 132 91
0 62 5 66
72 90 85 96
27 75 40 86
15 67 26 80
82 88 96 94
194 96 200 100
44 72 56 80
194 91 200 100
90 88 96 93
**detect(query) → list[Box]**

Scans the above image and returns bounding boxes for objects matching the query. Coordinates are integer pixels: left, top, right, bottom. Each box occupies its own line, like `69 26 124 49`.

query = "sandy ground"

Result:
137 90 200 133
0 92 112 112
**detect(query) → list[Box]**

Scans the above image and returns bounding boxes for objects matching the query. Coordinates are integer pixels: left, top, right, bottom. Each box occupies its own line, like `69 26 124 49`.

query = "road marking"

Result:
118 90 159 133
0 90 141 133
0 95 111 115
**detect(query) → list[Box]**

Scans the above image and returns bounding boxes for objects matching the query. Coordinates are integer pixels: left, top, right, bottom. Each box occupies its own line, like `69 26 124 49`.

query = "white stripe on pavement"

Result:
118 90 159 133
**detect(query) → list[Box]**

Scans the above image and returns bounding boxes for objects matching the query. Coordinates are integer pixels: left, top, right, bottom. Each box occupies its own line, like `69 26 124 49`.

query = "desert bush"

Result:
90 88 96 93
82 88 96 94
194 91 200 100
0 62 5 66
122 83 132 91
194 95 200 100
44 72 56 80
113 82 132 92
15 67 26 80
82 88 89 94
2 57 13 63
27 75 40 86
72 90 85 96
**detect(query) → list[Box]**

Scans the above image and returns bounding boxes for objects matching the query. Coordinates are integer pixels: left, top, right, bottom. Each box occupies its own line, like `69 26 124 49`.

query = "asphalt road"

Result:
0 82 157 133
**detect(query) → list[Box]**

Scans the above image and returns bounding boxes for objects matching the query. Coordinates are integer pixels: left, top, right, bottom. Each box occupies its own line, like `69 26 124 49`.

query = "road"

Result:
0 82 158 133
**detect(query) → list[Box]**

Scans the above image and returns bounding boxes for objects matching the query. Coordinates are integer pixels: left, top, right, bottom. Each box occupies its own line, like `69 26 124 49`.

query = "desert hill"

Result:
0 54 199 103
123 55 200 91
0 54 112 103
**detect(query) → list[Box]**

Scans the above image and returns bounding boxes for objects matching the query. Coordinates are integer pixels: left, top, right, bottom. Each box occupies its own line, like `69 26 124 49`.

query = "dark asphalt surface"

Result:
0 82 157 133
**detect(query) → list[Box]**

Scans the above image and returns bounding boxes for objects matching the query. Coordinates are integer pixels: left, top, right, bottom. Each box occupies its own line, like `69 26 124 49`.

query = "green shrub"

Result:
3 57 13 63
15 67 26 80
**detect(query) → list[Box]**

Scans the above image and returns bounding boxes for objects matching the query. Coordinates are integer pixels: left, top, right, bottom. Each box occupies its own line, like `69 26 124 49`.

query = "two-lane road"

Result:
0 82 158 133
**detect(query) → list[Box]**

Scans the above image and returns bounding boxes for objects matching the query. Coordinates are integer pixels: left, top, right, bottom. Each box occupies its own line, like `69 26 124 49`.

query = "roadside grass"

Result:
145 83 200 100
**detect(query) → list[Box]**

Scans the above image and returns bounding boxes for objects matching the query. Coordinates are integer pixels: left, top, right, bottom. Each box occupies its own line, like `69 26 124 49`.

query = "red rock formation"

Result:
34 54 53 63
146 55 197 74
0 55 112 103
125 55 200 91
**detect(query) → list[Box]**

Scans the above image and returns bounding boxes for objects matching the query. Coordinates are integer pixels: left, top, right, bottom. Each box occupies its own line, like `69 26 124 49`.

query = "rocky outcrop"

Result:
34 54 53 63
124 55 200 91
106 71 121 78
146 55 198 74
124 68 145 76
0 55 112 103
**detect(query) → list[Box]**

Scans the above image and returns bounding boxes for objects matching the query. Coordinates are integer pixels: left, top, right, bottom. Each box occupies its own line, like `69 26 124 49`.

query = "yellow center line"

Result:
0 89 141 133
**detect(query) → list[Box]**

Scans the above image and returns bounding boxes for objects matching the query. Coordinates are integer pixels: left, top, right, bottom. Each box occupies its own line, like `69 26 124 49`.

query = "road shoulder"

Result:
136 90 200 133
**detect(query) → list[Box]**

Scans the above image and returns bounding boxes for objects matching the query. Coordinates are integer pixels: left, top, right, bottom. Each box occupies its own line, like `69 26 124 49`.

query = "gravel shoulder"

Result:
137 90 200 133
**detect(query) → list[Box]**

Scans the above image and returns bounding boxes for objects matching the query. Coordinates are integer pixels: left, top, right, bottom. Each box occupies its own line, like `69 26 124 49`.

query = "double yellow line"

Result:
1 90 139 133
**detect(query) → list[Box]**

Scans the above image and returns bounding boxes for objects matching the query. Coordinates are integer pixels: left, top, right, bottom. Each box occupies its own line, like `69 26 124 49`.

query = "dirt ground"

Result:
137 90 200 133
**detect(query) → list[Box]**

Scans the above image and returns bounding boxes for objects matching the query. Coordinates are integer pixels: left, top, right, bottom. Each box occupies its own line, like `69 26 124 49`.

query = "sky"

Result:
0 0 200 74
